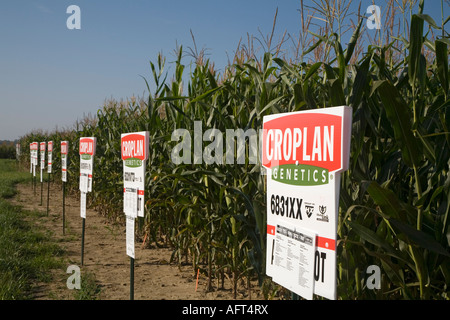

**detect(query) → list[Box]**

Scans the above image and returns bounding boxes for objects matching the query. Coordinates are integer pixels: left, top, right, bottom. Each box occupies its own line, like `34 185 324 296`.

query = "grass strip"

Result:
0 159 64 299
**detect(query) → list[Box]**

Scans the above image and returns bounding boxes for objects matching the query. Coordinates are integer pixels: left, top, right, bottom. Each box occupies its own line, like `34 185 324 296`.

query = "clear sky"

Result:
0 0 447 141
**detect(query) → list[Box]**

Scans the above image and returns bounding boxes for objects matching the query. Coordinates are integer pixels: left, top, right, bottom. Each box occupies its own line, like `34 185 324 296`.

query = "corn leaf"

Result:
374 80 420 168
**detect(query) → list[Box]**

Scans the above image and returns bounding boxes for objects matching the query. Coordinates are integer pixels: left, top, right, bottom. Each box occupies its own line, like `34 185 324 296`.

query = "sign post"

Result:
262 106 352 300
79 137 97 266
121 131 149 300
47 141 53 216
61 141 69 235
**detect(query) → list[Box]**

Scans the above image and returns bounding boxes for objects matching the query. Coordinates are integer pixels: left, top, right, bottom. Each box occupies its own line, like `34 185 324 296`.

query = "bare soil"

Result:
10 180 263 300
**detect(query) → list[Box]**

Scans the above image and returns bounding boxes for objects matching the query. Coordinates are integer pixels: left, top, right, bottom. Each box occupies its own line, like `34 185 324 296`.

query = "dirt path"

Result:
10 180 263 300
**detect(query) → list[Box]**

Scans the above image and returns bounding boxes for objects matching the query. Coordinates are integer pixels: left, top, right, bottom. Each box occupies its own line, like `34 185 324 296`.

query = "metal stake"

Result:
130 257 135 300
62 181 66 235
46 172 50 216
81 217 85 266
40 170 43 206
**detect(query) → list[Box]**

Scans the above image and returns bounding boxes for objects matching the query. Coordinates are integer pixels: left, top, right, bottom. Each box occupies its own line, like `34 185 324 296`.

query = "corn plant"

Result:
18 0 449 299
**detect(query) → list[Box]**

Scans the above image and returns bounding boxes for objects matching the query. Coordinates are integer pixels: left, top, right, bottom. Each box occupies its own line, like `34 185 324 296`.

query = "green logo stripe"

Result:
271 164 329 186
81 154 92 160
125 158 143 168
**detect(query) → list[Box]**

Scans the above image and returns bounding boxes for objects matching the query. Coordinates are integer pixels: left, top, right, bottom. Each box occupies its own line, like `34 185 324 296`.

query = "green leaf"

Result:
374 80 420 168
413 129 436 163
435 39 449 97
303 38 323 56
347 220 404 261
390 219 450 258
350 54 371 107
293 83 305 110
334 36 346 81
188 86 223 105
444 15 450 26
304 62 322 81
416 14 441 29
409 15 425 88
366 181 405 220
258 95 285 116
329 78 345 106
344 17 364 65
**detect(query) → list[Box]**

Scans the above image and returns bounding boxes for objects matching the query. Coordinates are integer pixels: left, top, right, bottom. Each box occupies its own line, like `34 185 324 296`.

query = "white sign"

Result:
40 142 46 182
61 141 69 182
30 142 38 176
79 137 96 193
16 143 20 161
79 137 96 218
121 131 149 218
47 141 53 173
270 222 316 299
262 106 352 300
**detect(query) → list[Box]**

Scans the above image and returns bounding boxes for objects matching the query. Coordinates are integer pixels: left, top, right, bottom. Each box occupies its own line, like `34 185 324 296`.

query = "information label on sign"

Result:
80 192 87 219
263 106 352 300
80 174 89 193
269 222 316 300
61 141 69 182
121 132 149 218
126 216 135 258
124 187 138 218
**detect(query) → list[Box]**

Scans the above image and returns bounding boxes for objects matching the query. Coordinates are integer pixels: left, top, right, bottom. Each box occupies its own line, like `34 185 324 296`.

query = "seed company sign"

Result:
263 106 352 300
121 131 149 219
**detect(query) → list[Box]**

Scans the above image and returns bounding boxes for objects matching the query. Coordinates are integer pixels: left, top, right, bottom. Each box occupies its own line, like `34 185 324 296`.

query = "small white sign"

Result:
47 141 53 173
30 142 38 176
61 141 69 182
121 132 149 218
40 142 46 182
269 223 316 300
40 142 46 169
80 192 87 219
124 187 138 218
126 216 135 258
80 173 89 193
79 137 96 193
79 137 96 220
16 143 21 161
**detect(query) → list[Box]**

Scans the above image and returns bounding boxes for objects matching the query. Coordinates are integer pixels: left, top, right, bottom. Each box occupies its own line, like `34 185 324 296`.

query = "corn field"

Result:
18 2 449 300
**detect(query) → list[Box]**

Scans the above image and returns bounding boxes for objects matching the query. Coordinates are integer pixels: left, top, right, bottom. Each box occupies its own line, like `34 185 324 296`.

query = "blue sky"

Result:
0 0 447 141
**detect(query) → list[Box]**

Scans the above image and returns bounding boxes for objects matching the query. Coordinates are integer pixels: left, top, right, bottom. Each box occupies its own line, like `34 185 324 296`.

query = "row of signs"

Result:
27 106 352 300
29 132 150 261
30 142 65 173
29 141 57 181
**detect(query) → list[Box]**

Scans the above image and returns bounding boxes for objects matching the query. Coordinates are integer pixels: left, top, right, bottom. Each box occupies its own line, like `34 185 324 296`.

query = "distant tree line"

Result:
0 141 17 159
